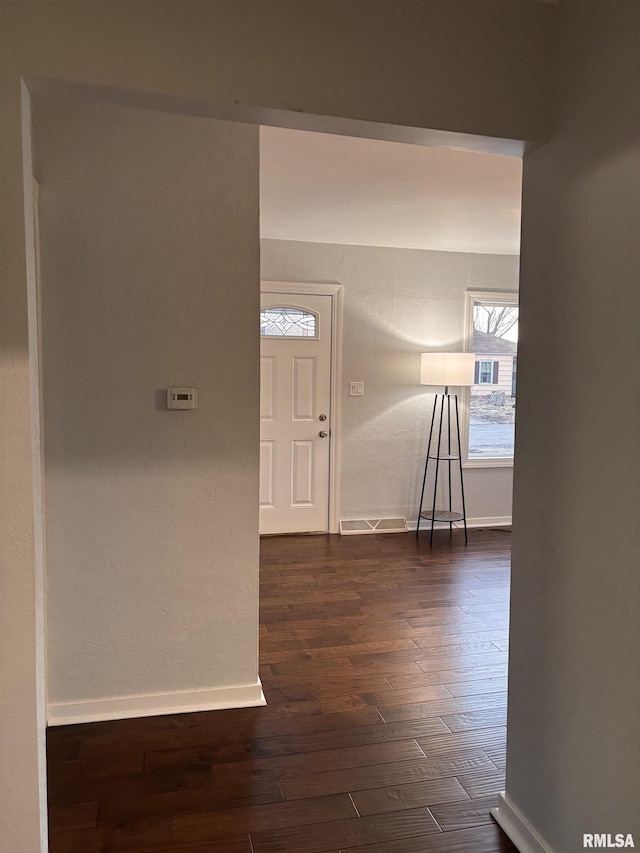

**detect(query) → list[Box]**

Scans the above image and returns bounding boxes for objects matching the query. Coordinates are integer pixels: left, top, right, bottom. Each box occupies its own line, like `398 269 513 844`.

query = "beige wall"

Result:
4 1 553 144
504 1 640 849
0 2 553 850
34 96 261 721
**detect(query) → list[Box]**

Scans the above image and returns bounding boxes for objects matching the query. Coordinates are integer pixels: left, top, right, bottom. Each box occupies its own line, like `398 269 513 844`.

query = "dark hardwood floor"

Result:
47 528 516 853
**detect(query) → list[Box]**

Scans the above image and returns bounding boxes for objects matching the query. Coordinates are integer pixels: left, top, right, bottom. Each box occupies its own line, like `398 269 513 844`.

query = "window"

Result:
260 307 317 338
464 291 519 465
477 360 497 384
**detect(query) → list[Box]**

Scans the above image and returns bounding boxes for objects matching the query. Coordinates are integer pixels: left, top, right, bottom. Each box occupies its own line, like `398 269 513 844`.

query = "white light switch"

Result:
349 382 364 397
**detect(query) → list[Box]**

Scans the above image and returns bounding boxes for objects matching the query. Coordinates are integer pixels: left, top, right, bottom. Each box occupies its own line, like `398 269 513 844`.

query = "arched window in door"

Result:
260 307 318 338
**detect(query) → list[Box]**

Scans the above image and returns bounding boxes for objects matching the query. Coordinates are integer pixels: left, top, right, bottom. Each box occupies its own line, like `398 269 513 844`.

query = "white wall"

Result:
34 96 261 720
502 1 640 850
261 239 519 525
0 2 552 849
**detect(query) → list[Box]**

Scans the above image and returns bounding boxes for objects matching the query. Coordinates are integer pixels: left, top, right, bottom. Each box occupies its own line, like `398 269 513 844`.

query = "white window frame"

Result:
462 289 518 469
478 359 496 385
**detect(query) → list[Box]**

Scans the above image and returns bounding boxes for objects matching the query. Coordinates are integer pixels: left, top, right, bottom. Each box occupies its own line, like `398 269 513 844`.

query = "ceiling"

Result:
259 127 523 256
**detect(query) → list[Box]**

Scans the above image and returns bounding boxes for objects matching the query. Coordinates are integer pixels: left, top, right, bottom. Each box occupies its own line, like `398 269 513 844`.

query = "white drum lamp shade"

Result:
420 352 475 387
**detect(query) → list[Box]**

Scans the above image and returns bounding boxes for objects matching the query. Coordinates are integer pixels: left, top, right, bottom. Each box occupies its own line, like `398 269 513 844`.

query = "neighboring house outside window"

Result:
471 330 517 397
464 292 519 465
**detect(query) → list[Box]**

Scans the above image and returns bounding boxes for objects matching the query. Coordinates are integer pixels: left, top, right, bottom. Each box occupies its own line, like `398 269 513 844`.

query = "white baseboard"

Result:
467 516 512 529
47 680 265 726
408 515 512 531
491 791 553 853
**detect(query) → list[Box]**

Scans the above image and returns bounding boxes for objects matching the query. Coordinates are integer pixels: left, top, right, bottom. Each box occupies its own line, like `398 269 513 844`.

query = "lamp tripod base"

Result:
416 393 468 545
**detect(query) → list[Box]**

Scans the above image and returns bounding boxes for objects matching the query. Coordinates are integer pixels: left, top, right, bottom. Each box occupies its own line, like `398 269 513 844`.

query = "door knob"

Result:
319 414 327 421
319 431 328 438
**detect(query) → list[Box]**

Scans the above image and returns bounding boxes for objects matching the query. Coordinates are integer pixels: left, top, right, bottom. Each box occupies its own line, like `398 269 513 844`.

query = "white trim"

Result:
491 792 554 853
409 515 511 531
466 516 512 528
47 680 266 727
464 458 514 470
261 281 343 534
27 78 529 157
465 288 520 308
21 83 49 853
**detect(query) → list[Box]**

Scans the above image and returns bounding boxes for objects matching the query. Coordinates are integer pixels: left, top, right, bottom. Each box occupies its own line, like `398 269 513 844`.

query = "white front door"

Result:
260 292 332 534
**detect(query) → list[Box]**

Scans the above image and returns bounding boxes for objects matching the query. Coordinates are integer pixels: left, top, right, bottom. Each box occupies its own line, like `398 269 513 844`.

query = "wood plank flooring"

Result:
47 528 516 853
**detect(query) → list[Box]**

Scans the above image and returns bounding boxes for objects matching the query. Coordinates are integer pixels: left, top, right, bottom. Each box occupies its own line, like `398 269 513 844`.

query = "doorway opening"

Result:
258 126 521 535
25 80 523 853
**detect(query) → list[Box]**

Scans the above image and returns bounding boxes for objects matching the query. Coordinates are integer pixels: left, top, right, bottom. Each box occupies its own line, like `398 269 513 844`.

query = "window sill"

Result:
463 458 514 469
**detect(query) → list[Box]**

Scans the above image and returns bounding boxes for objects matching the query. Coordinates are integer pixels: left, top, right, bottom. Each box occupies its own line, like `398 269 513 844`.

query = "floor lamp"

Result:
416 352 475 544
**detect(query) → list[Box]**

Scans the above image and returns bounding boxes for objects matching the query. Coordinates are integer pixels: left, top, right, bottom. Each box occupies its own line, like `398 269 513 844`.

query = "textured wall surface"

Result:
507 1 640 849
7 1 552 145
261 239 519 523
35 97 260 706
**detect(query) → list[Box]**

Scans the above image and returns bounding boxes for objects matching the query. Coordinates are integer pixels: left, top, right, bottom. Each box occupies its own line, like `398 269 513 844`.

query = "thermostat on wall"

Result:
167 388 198 409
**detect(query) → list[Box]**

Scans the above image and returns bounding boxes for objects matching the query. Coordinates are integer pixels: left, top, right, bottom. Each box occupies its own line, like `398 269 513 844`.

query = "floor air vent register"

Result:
340 518 408 535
